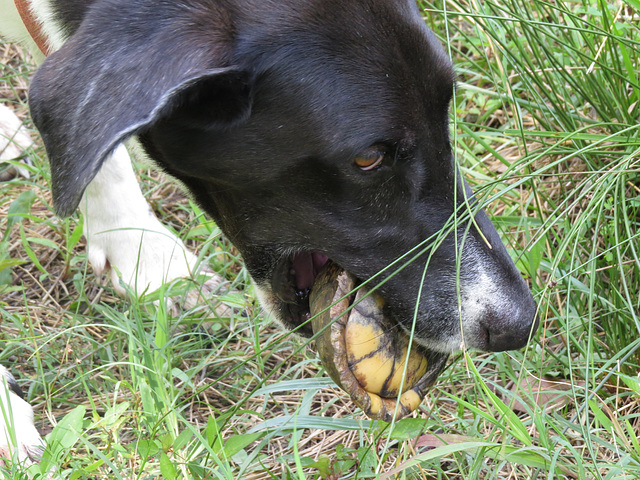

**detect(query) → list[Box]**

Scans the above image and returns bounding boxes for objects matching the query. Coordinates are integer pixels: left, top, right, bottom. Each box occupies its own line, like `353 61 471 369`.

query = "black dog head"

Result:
30 0 537 353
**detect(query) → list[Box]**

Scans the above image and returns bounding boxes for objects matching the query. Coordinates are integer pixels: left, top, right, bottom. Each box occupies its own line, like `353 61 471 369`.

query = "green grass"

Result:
1 0 640 477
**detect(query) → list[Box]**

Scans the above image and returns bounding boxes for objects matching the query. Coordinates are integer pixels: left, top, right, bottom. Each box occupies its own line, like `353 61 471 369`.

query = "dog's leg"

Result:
80 144 233 314
0 366 44 468
0 1 234 315
0 102 232 313
0 104 33 180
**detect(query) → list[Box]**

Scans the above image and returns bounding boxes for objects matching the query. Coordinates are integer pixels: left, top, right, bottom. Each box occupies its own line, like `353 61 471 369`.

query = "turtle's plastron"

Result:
310 262 449 422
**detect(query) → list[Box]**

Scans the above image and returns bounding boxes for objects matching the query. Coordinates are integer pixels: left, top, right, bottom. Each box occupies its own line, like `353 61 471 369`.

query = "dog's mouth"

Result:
268 252 450 420
271 251 331 328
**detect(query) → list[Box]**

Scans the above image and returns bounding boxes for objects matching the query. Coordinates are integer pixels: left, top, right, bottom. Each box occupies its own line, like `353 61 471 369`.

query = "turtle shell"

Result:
310 262 449 422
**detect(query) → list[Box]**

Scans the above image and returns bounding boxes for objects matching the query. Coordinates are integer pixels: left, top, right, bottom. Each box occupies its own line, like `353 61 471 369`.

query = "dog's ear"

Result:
29 4 250 217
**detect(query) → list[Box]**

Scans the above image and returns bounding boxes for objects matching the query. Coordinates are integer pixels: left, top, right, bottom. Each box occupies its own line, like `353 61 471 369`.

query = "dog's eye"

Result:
354 147 385 171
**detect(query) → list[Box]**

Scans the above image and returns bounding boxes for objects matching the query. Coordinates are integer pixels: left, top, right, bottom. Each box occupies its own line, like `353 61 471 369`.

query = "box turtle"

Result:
310 262 449 422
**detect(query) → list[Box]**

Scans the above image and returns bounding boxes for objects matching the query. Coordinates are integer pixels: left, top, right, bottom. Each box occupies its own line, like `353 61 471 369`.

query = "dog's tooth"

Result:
295 288 310 301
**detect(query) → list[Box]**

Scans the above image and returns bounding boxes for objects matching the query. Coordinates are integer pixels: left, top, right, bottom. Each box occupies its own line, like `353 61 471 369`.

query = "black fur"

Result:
29 0 537 352
1 368 24 400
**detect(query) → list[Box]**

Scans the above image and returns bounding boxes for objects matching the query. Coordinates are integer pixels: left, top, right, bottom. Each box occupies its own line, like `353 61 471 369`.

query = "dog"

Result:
0 0 538 469
0 367 44 468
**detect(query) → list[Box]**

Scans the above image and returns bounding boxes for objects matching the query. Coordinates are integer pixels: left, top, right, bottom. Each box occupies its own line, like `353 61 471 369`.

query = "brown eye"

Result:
354 147 385 171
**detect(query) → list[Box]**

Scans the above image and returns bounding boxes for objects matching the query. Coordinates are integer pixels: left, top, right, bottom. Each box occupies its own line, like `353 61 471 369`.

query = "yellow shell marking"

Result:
344 322 383 361
367 392 383 416
344 320 393 393
345 310 428 397
382 343 428 395
399 389 422 411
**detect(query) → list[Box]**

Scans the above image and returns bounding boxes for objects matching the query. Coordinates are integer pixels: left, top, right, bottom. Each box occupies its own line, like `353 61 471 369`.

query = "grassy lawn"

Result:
1 0 639 478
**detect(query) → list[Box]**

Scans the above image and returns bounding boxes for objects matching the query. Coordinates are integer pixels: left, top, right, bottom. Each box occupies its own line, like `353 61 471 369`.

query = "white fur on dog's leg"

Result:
0 104 33 180
0 366 45 468
81 144 230 306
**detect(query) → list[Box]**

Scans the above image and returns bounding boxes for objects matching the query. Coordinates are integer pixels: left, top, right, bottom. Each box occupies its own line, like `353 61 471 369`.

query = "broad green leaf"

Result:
160 452 177 480
224 432 265 457
387 418 428 440
4 190 35 239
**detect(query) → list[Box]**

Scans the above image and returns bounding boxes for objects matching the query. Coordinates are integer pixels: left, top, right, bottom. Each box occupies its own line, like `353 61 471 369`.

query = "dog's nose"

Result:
480 293 538 351
483 315 538 351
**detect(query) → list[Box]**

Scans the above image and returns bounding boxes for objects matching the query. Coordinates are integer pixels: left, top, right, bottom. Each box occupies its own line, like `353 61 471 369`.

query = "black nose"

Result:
484 315 538 351
481 294 539 352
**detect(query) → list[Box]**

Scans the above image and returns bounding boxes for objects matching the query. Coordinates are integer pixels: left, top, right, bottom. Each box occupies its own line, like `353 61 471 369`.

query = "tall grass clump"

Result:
418 0 640 477
1 0 640 478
